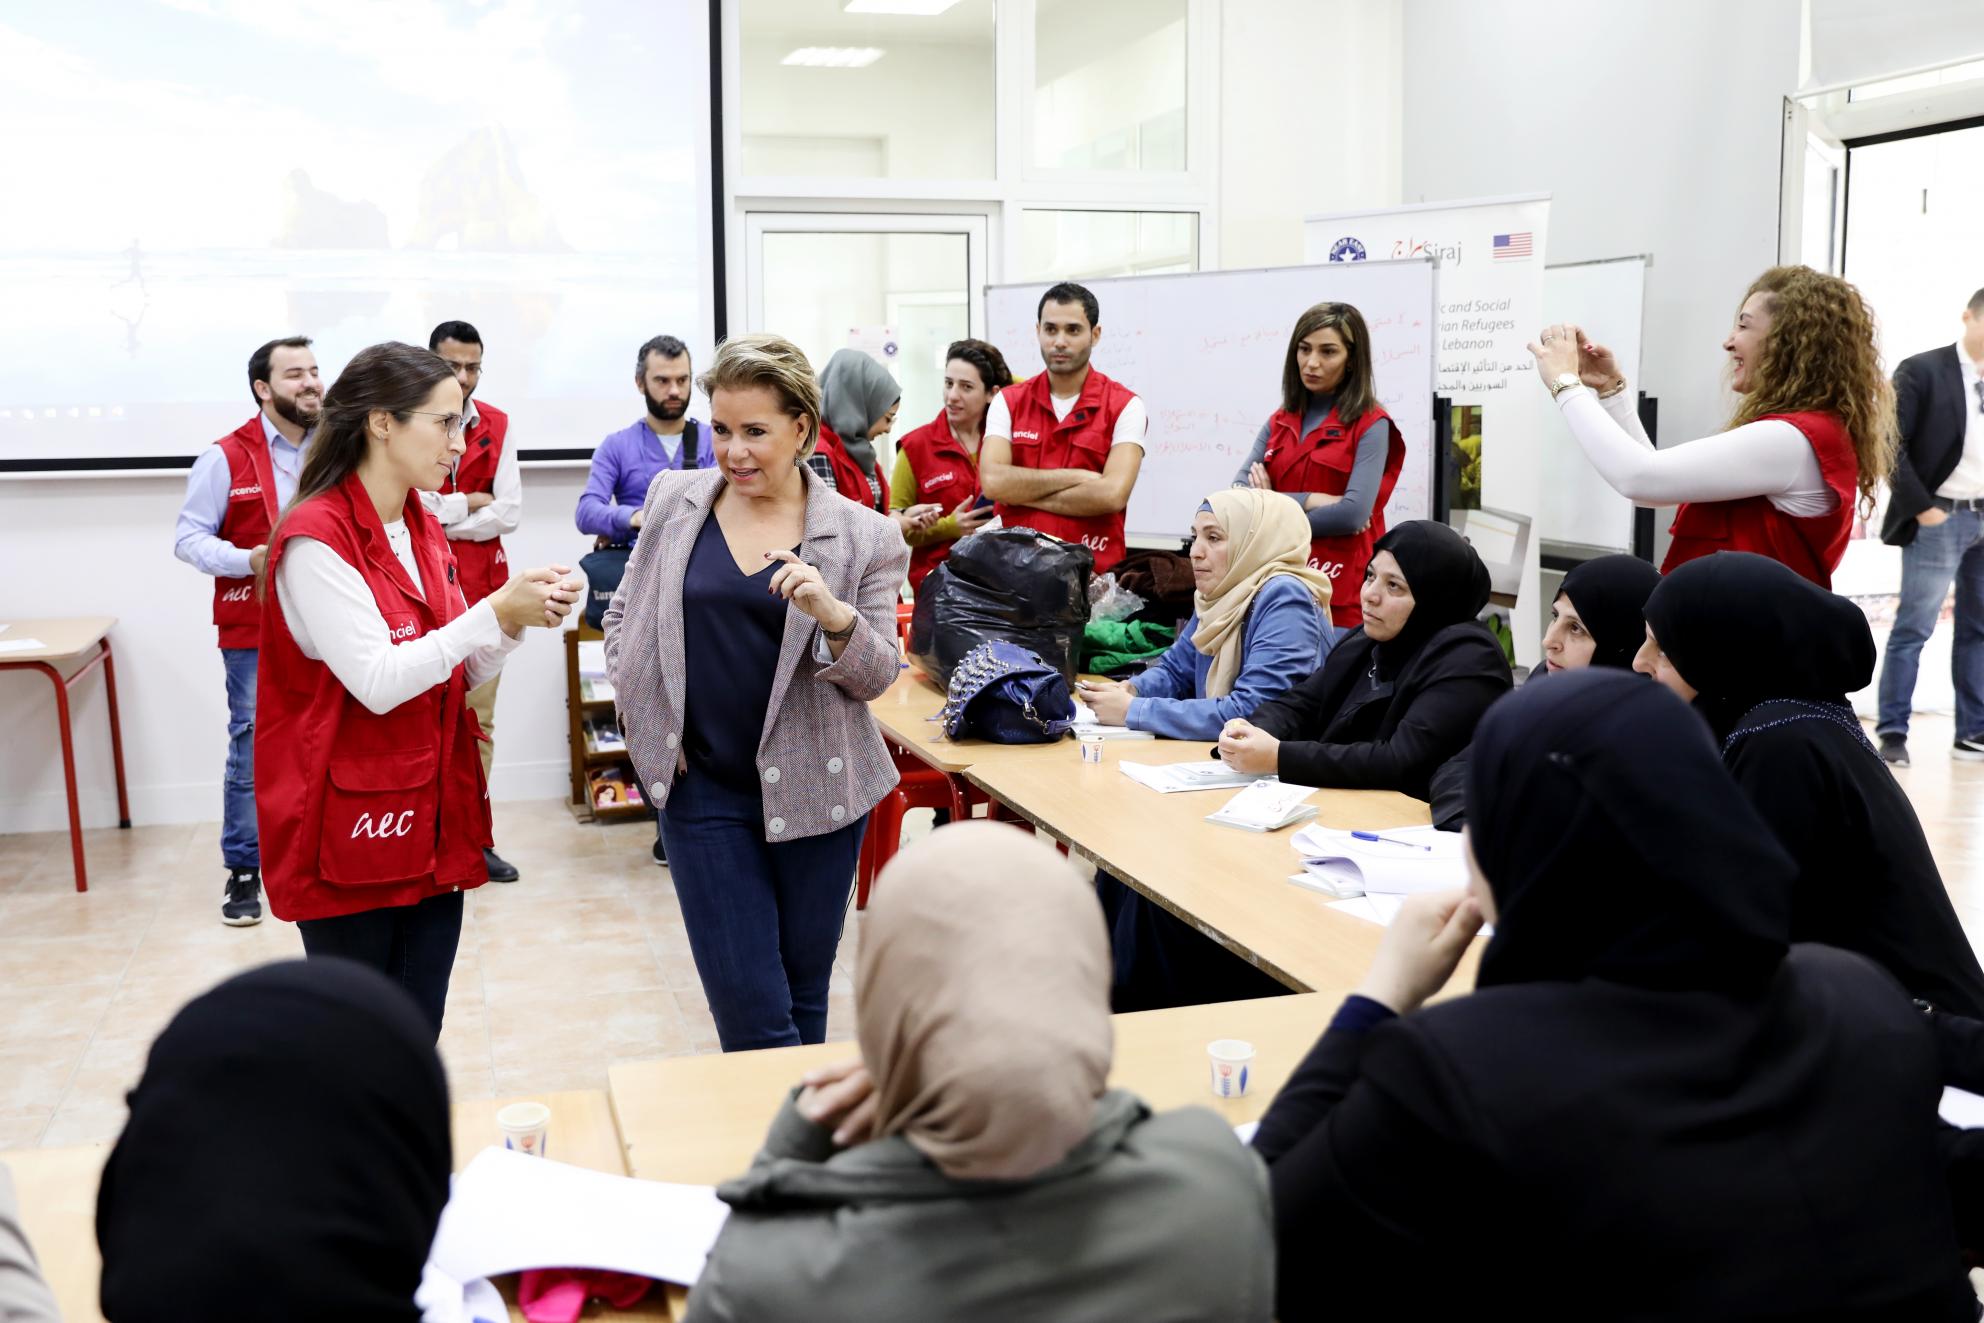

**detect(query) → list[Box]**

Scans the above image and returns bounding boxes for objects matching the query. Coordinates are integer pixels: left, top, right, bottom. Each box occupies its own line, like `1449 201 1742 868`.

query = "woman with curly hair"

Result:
1529 265 1896 587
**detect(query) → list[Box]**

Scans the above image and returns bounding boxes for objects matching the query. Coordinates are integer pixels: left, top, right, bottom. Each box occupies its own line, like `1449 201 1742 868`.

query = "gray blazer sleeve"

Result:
812 520 911 702
0 1167 61 1323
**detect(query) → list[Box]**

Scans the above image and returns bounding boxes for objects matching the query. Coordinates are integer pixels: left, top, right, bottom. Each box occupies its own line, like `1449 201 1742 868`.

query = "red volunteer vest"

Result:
435 401 510 605
1662 410 1857 588
995 368 1139 575
210 416 281 649
816 422 890 514
1262 404 1406 628
898 408 981 593
255 473 493 923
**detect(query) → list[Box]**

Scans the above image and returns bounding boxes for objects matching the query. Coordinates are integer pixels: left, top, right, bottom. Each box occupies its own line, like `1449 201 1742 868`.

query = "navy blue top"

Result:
681 515 795 792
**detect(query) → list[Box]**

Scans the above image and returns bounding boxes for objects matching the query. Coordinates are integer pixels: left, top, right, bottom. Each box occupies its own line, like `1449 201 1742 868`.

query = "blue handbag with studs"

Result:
938 641 1077 744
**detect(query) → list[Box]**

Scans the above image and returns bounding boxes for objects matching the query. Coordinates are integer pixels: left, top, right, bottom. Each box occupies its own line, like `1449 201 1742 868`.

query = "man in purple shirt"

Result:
576 334 714 542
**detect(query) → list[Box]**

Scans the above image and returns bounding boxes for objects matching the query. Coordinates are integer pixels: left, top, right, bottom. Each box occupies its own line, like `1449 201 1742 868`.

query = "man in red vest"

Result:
422 320 524 883
980 281 1146 576
171 335 320 926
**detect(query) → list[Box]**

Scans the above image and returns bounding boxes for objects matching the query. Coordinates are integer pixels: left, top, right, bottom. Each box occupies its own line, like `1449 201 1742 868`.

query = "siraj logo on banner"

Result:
1327 236 1367 263
1392 236 1463 265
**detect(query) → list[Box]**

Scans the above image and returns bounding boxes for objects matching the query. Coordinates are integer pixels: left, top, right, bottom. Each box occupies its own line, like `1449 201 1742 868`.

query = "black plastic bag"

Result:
910 528 1094 689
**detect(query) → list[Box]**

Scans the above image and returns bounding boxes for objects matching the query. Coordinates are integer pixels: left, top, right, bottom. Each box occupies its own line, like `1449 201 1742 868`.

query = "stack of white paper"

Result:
425 1148 730 1292
1288 825 1467 897
1119 760 1258 794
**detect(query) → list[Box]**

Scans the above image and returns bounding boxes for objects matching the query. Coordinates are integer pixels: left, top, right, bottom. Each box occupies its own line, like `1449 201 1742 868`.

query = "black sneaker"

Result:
1955 737 1984 762
652 831 667 866
1879 734 1911 767
222 868 263 926
483 847 520 883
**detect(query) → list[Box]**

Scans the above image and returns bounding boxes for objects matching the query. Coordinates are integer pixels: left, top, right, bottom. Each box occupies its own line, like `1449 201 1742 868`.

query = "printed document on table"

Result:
1120 759 1259 793
1290 824 1467 895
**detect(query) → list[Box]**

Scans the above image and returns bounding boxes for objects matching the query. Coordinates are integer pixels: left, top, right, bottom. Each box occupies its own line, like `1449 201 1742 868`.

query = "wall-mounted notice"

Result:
1303 194 1551 402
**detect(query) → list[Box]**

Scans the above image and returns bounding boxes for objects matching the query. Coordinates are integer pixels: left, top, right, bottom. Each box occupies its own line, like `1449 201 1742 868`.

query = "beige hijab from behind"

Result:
1191 488 1333 697
856 822 1113 1182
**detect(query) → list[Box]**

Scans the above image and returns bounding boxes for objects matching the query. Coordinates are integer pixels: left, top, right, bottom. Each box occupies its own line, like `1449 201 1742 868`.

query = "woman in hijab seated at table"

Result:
1077 487 1335 737
1216 519 1512 798
96 959 451 1323
1253 671 1975 1322
1638 551 1984 1017
1430 552 1662 829
683 823 1274 1323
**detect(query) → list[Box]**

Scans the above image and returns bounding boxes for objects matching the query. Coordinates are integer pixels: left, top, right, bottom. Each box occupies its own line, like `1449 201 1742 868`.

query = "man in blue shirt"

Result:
172 336 319 927
576 334 714 541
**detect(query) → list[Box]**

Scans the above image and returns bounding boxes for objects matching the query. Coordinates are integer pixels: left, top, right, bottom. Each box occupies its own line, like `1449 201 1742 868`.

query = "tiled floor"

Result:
0 800 876 1150
3 715 1981 1152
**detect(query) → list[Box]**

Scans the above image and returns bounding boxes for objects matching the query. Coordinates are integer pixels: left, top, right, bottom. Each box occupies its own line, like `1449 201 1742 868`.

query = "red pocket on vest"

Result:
319 747 441 886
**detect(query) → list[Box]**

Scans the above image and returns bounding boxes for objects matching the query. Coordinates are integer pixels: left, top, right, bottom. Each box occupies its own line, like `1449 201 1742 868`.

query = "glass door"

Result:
743 212 989 473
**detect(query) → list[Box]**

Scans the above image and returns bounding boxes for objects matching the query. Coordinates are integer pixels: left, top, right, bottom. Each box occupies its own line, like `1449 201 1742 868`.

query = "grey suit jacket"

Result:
602 466 909 842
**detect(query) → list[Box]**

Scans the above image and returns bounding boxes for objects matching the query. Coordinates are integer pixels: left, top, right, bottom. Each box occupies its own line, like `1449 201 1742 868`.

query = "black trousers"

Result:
1097 871 1288 1012
297 889 465 1037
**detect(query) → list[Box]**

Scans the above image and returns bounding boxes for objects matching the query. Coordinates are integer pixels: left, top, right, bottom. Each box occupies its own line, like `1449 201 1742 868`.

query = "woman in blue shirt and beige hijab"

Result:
1079 486 1335 738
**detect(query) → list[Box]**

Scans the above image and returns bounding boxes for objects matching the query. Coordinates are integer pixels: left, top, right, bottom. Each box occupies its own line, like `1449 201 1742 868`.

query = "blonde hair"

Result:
697 333 822 458
1729 265 1896 515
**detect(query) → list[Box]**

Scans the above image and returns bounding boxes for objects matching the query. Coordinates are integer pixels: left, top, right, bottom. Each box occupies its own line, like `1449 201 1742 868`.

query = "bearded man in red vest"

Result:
979 281 1147 576
172 335 320 926
422 320 524 883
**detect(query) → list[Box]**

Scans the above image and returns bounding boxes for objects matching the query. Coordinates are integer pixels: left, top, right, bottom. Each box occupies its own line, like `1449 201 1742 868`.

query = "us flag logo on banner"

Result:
1492 232 1533 261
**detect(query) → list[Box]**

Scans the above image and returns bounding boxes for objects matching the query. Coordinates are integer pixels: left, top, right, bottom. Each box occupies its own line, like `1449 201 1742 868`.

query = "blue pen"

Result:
1352 830 1432 851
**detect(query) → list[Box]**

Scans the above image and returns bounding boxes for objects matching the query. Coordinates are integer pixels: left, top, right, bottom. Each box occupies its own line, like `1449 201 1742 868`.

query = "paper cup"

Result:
1207 1039 1255 1099
1079 734 1104 764
497 1101 551 1157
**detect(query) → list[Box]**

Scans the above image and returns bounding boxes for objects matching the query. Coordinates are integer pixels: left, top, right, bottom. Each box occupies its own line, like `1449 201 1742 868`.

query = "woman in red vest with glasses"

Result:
257 341 580 1033
1235 301 1406 631
1530 265 1894 589
891 338 1013 593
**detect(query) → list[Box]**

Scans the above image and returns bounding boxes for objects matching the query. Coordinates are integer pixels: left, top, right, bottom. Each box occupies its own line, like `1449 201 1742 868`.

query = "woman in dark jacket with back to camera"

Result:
1216 519 1511 797
1254 670 1974 1322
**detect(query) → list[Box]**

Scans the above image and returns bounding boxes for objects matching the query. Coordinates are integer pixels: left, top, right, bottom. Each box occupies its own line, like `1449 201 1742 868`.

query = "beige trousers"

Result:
466 673 500 781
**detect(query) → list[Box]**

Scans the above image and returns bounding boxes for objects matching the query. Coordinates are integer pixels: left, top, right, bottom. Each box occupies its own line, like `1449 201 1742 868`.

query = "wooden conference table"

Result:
870 669 1481 997
1 1090 670 1323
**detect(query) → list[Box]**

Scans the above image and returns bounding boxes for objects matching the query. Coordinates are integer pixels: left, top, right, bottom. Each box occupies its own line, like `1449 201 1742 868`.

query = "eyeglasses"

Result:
406 410 467 439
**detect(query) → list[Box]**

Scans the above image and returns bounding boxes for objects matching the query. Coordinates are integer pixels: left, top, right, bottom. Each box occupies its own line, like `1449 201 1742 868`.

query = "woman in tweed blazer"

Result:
604 335 910 1051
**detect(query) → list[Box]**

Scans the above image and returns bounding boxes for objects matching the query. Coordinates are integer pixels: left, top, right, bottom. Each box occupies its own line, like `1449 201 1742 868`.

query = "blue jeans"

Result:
659 771 865 1052
220 647 259 870
1876 508 1984 739
296 889 465 1037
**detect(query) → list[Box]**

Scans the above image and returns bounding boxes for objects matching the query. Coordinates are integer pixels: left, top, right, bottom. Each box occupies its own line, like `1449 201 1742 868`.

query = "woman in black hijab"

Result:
97 959 451 1322
1217 519 1511 797
1544 553 1663 672
1430 553 1662 828
1639 551 1984 1016
1252 671 1972 1321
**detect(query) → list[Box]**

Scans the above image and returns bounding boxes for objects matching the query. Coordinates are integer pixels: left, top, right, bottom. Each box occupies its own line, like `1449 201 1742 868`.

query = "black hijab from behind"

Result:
1371 520 1493 675
1640 552 1875 739
1467 669 1797 994
98 958 451 1322
1557 554 1662 670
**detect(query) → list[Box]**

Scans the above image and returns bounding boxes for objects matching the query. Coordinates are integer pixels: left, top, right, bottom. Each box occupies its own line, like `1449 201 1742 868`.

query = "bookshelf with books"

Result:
564 622 651 823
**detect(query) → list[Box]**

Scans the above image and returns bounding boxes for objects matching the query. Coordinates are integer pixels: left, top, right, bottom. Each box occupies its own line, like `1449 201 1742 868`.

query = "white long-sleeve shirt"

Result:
418 400 522 540
1554 383 1834 516
274 520 521 716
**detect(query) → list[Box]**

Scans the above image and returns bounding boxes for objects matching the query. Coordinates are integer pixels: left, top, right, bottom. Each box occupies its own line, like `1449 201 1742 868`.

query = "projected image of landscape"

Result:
0 0 709 462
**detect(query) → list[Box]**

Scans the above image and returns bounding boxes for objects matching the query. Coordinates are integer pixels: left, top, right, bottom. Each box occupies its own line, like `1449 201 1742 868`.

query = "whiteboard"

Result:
1539 257 1647 552
985 261 1437 542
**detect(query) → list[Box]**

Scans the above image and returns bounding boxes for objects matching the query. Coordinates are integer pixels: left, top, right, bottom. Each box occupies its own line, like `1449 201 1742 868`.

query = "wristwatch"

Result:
1546 373 1583 400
